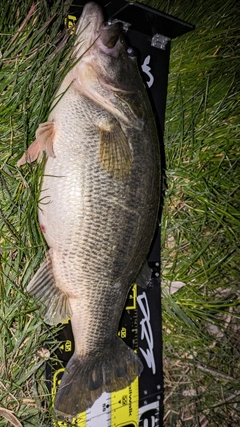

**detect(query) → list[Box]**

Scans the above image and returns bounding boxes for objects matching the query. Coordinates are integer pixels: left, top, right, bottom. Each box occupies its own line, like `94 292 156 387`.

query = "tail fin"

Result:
54 337 143 417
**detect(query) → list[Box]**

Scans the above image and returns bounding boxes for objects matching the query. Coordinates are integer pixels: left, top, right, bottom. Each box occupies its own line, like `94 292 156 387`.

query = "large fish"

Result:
18 1 160 418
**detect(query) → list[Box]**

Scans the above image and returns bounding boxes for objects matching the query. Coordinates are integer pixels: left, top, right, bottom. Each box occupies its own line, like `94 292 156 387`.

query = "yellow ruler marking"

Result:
65 14 77 33
126 284 137 310
110 377 139 427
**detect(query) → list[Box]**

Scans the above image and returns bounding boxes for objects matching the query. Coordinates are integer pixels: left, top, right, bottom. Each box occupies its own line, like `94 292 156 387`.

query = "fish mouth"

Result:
74 2 122 57
99 22 122 49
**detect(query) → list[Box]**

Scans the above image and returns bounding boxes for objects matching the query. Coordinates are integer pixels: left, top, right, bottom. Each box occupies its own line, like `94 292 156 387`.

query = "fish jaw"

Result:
73 2 123 60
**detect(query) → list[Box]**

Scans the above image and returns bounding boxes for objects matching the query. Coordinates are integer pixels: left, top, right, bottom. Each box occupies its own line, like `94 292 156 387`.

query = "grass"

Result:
144 0 240 425
1 0 240 426
0 1 74 425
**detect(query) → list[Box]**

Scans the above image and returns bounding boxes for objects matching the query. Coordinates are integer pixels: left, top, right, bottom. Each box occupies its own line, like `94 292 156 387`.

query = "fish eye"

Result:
127 47 137 60
119 35 127 47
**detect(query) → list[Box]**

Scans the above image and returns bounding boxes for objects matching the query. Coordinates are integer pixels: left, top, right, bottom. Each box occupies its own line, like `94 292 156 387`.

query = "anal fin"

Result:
27 253 71 325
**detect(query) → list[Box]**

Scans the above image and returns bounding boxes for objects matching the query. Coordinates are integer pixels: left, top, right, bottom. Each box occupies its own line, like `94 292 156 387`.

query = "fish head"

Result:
74 2 129 61
72 2 146 128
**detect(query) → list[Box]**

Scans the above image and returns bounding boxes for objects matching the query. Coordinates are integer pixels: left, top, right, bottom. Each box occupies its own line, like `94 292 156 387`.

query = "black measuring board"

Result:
45 2 194 426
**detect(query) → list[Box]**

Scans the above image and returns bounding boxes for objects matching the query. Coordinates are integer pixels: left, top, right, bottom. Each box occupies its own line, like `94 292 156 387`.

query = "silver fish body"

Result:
19 1 160 417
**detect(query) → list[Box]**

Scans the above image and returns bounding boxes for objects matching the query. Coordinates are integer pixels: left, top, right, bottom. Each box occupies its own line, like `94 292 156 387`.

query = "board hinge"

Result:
151 34 171 50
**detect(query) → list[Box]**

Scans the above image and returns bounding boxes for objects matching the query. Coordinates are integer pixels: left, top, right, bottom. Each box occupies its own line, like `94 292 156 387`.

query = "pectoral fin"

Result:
98 119 132 179
17 139 42 166
36 121 55 157
27 252 71 325
17 121 55 166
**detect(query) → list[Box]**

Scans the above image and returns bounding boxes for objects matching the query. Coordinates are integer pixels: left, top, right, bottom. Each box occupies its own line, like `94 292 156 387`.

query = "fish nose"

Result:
100 22 122 48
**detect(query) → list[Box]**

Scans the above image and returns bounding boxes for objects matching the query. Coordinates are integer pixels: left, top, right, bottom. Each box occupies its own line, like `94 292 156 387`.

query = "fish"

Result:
18 1 160 418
